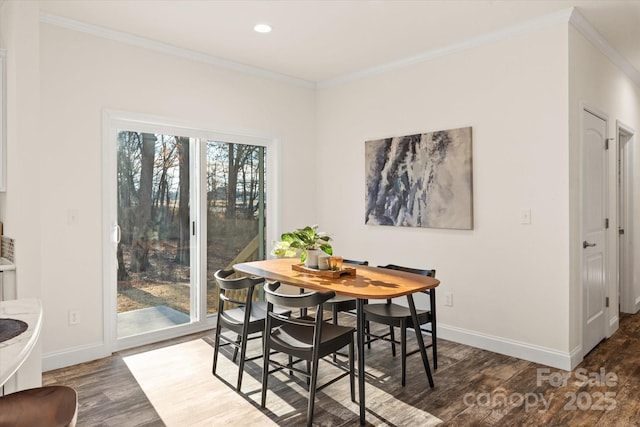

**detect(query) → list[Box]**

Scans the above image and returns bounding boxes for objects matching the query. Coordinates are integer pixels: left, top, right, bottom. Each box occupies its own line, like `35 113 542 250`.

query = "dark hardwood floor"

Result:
43 313 640 426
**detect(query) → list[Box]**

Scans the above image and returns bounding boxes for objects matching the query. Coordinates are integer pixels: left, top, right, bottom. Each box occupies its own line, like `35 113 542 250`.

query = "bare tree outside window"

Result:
116 131 266 324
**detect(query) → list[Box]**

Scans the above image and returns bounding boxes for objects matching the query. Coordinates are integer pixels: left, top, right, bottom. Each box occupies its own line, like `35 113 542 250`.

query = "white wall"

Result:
316 25 572 367
568 26 640 354
35 21 316 360
0 0 43 388
5 2 639 373
0 0 42 299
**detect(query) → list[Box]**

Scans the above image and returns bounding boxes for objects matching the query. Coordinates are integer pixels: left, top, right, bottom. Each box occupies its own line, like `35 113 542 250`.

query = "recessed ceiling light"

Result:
254 23 272 33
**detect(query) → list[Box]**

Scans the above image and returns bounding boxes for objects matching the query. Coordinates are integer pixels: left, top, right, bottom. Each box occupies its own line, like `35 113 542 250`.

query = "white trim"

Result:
609 315 619 331
617 121 636 315
115 321 215 353
318 7 574 88
42 342 110 372
569 345 583 370
438 324 573 371
102 110 117 357
39 12 315 89
191 137 204 325
42 319 216 371
569 9 640 87
39 8 640 91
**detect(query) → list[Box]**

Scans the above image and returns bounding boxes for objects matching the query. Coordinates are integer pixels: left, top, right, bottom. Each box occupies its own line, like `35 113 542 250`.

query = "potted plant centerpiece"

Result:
271 225 333 268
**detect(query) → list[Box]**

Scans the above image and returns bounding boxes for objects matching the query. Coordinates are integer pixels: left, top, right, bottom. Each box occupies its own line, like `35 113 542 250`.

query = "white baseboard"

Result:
438 323 574 371
569 345 583 370
43 323 582 373
42 322 215 372
609 315 619 335
42 342 111 372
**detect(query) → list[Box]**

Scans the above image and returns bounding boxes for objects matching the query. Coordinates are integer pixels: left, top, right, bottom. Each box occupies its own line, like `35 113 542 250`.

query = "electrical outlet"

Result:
444 292 453 307
69 310 80 325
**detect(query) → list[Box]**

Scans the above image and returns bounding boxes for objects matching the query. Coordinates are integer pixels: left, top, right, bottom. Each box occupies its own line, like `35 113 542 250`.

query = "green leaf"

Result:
281 233 295 243
320 243 333 255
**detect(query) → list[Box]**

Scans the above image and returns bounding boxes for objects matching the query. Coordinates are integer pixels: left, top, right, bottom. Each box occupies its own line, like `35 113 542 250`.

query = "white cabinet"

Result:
0 260 16 300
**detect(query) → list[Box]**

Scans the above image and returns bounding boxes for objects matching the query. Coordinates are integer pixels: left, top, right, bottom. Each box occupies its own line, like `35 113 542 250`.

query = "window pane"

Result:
116 131 191 337
206 141 266 314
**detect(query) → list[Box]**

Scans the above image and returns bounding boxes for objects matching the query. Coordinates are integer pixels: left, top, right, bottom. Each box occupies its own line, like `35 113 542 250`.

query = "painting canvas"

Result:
365 126 473 230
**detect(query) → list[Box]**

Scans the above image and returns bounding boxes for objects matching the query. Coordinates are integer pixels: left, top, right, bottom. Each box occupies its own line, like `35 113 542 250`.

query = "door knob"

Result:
583 241 596 249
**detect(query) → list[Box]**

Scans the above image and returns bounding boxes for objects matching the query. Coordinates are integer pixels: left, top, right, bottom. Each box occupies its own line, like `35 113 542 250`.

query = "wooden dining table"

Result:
233 258 440 426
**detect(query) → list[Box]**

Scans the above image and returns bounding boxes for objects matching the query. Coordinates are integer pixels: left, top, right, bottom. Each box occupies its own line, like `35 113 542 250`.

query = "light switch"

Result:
520 208 532 225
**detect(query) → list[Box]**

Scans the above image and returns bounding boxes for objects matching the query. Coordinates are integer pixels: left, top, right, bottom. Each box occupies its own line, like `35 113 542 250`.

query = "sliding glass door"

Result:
205 141 266 314
116 131 192 338
104 111 276 351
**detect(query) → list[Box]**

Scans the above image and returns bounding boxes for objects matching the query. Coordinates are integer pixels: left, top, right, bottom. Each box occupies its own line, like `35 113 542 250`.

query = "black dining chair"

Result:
298 258 367 321
323 259 368 361
325 259 368 322
262 281 356 427
363 264 437 386
212 269 290 391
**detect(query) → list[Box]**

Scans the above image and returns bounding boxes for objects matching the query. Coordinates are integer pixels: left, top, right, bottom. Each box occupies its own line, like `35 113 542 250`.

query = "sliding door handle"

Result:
114 224 121 244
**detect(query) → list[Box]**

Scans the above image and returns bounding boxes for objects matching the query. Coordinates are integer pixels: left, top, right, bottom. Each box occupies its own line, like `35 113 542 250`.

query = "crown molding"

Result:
38 8 640 91
318 7 574 89
39 12 316 90
569 8 640 88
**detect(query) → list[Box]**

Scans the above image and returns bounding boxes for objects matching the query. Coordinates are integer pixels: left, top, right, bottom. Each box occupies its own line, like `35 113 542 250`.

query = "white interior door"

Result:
582 109 608 357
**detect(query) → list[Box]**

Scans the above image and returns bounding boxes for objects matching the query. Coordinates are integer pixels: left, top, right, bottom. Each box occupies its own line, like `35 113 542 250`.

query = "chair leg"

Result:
366 321 371 349
349 339 355 403
261 337 271 408
431 291 438 370
232 334 241 363
307 359 320 427
407 294 434 388
212 324 222 375
390 326 396 357
401 321 407 387
332 305 339 363
432 324 438 370
237 329 249 391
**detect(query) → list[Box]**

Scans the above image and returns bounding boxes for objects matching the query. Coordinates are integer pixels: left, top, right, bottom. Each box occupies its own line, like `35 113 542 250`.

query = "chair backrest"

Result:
378 264 436 297
378 264 435 278
264 282 337 343
343 259 369 266
264 281 335 310
214 269 263 307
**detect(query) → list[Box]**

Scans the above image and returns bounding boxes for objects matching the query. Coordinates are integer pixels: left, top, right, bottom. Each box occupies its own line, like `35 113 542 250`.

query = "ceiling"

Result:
38 0 640 84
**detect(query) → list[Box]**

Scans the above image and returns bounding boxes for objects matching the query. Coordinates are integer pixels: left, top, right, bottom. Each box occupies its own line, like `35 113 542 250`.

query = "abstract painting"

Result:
365 126 473 230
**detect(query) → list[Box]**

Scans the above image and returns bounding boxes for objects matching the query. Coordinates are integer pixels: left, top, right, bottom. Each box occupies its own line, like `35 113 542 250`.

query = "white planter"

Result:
304 249 322 269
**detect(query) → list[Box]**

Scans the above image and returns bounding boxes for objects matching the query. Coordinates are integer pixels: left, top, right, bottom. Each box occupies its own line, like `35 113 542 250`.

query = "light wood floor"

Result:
43 313 640 426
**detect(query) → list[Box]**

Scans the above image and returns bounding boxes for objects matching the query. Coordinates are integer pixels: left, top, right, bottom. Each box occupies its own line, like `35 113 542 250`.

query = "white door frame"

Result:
617 121 636 314
102 110 281 353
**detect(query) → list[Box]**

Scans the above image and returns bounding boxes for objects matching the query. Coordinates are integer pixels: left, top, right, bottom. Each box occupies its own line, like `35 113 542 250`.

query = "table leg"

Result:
407 294 434 387
357 298 365 425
